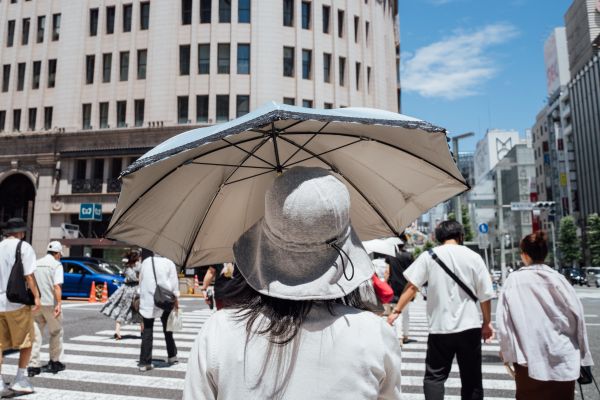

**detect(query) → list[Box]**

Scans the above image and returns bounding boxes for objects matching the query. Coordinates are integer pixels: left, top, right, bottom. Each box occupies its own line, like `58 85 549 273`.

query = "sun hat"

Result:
233 166 374 300
47 241 63 255
2 218 27 234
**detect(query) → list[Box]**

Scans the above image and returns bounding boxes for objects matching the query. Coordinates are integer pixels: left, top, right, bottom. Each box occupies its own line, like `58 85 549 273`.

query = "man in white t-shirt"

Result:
0 218 41 397
387 220 495 400
28 241 65 377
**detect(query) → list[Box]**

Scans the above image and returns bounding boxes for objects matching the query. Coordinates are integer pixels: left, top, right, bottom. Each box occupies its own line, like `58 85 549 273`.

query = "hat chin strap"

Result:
326 239 355 281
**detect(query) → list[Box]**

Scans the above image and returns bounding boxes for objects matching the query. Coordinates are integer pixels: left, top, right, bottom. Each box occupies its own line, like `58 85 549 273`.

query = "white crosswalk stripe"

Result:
2 301 517 398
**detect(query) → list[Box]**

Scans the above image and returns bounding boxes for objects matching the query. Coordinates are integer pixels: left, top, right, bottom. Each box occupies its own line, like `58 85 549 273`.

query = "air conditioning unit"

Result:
61 223 80 239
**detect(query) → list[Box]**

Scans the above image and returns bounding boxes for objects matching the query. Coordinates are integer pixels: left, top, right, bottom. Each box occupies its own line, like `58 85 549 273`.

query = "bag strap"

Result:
15 240 23 265
428 249 478 302
151 256 158 287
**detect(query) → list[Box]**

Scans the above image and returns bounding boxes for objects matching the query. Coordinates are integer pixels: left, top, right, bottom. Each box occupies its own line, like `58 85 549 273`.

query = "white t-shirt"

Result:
0 237 37 312
34 254 64 306
404 244 494 334
139 256 180 319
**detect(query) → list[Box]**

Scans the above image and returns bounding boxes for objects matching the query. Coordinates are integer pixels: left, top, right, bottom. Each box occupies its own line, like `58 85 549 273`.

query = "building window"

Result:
283 46 294 77
219 0 231 23
7 20 15 47
106 6 115 34
90 8 99 36
102 53 112 82
323 53 331 83
196 95 208 122
2 65 10 92
99 102 109 128
217 43 230 74
37 16 45 43
354 16 359 43
86 55 95 84
238 0 250 23
32 61 41 89
117 100 126 127
337 10 344 38
179 45 191 75
355 62 361 90
44 107 52 129
140 2 150 30
198 44 210 74
13 109 21 131
322 5 330 34
28 108 36 131
365 21 369 43
177 96 189 124
182 0 192 25
0 111 5 131
52 14 61 41
200 0 211 23
216 95 229 122
134 99 144 126
74 159 87 180
324 102 332 109
137 49 147 79
93 159 104 180
21 18 30 45
82 103 92 129
123 4 132 32
119 51 129 81
17 63 25 91
338 56 345 86
236 95 249 117
283 97 295 105
302 49 312 79
47 59 57 88
301 1 311 29
302 99 313 108
367 66 371 92
237 44 250 74
283 0 294 27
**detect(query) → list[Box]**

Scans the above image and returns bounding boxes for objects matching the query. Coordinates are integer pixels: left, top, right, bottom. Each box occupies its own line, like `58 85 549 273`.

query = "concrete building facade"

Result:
565 0 600 76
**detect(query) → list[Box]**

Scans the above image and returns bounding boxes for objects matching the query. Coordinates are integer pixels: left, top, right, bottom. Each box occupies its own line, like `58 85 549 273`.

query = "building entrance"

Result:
0 173 36 240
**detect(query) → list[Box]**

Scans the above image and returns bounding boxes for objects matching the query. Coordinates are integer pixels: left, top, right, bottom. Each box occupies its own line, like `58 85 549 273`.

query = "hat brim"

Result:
233 219 374 300
3 226 27 234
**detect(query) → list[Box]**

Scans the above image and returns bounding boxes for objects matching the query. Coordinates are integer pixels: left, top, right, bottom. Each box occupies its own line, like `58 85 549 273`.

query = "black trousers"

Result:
424 328 483 400
139 310 177 366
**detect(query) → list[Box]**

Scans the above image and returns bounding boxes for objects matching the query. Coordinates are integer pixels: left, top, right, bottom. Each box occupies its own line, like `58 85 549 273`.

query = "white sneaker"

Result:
138 364 153 372
10 375 34 395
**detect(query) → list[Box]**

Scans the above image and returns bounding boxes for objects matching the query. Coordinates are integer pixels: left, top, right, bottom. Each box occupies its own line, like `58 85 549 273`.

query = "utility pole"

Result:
451 132 474 224
496 168 507 283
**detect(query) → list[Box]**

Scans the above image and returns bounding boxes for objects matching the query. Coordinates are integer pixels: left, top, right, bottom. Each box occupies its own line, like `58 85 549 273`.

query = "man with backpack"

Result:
0 218 40 396
387 220 495 400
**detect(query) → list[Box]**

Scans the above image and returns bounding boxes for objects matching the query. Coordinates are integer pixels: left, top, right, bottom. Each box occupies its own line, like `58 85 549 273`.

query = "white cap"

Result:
47 241 63 254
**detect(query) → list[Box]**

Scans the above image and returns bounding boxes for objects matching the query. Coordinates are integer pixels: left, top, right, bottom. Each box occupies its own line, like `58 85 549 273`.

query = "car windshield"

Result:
82 262 106 274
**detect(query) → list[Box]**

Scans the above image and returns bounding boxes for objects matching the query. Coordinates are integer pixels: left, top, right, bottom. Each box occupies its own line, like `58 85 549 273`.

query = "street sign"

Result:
510 202 534 211
478 234 489 250
478 223 489 234
79 203 102 221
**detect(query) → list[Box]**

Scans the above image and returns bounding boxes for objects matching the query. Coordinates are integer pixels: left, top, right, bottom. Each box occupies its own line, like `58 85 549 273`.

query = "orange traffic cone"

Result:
101 283 109 303
88 281 97 303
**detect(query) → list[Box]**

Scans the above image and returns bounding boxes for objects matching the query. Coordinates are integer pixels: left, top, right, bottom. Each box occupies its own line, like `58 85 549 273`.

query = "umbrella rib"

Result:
278 119 306 131
277 135 400 237
283 138 364 168
224 169 277 186
271 123 283 173
281 121 330 166
222 137 276 169
190 162 273 170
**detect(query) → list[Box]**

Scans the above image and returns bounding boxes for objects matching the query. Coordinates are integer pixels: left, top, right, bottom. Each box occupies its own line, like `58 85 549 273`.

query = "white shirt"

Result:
403 244 495 334
0 237 37 312
34 254 64 306
183 304 402 400
139 256 180 319
496 265 593 381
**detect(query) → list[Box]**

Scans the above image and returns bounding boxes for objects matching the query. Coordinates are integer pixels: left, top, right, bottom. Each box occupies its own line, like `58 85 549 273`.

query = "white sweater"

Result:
184 304 402 400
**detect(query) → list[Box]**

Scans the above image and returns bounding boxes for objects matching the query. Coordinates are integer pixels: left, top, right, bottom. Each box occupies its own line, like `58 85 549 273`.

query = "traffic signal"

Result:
535 201 556 218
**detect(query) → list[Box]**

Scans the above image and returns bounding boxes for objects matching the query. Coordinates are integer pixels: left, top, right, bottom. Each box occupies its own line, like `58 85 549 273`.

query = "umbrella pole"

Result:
271 123 283 174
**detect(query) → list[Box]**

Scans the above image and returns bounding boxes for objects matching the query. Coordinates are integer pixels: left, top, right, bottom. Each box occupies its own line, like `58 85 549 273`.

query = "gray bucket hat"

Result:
2 218 27 234
233 166 374 300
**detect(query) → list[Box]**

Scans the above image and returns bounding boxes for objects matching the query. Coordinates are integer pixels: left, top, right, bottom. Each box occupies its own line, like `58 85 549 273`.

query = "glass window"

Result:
301 1 311 29
323 53 331 83
283 0 294 27
237 44 250 74
90 8 99 36
21 18 29 45
2 65 10 92
337 9 344 38
110 158 122 179
217 43 230 74
75 160 87 180
339 56 345 86
367 66 371 92
302 49 311 79
52 14 61 41
182 0 192 25
196 95 209 122
134 99 144 126
200 0 211 23
0 111 5 131
123 4 132 32
198 44 210 74
216 95 229 122
283 46 294 77
238 0 250 23
47 59 56 88
86 55 95 84
137 49 147 79
28 108 36 131
180 45 190 75
82 103 92 129
283 97 295 105
324 102 332 109
354 16 359 43
302 99 313 108
44 107 52 129
219 0 231 23
13 109 21 131
99 102 109 128
177 96 189 123
365 21 369 44
7 20 15 47
93 159 104 180
119 51 129 81
31 61 41 89
17 63 25 91
37 15 45 43
355 62 361 89
140 2 150 30
106 6 115 34
322 5 330 34
236 95 249 117
117 100 126 127
102 53 112 82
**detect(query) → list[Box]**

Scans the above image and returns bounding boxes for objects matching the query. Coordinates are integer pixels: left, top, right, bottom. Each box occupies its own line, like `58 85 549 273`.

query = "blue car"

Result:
60 259 124 299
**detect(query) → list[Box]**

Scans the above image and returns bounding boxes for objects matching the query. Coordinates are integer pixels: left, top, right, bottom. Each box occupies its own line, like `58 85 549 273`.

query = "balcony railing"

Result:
107 178 122 193
72 179 103 194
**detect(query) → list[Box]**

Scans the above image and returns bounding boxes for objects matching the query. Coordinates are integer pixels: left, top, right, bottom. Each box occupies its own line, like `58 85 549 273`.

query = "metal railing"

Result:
71 179 103 193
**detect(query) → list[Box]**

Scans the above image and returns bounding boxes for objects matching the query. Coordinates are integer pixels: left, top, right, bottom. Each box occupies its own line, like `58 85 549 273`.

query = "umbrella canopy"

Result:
106 102 468 267
362 239 397 258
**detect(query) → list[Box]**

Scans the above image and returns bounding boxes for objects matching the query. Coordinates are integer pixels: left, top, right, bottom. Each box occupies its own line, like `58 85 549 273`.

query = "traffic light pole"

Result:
550 220 557 269
496 169 507 283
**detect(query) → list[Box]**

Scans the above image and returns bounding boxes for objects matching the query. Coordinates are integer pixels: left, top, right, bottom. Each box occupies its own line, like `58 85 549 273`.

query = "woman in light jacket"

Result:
496 231 593 400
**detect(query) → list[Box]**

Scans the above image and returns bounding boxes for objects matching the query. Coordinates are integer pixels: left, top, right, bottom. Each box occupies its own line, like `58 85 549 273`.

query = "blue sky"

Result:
399 0 572 152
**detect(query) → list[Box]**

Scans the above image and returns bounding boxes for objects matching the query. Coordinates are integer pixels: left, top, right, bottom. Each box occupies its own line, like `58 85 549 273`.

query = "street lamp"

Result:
451 132 474 224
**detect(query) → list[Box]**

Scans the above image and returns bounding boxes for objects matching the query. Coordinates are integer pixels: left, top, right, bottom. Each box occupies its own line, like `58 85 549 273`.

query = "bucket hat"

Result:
233 166 374 300
2 218 27 234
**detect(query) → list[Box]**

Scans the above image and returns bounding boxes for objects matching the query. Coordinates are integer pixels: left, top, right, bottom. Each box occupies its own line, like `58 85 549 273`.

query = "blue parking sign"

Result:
80 203 103 221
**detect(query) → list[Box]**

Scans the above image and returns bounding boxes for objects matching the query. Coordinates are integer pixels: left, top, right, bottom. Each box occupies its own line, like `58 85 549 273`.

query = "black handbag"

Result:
578 366 600 399
151 257 176 311
6 241 36 306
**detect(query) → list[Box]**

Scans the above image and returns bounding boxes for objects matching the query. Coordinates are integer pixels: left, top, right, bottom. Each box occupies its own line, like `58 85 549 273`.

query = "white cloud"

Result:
401 23 519 100
427 0 456 5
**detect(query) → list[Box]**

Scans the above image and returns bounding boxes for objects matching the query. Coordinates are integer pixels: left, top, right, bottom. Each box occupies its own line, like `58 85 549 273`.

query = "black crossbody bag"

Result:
6 241 36 306
427 249 478 302
151 257 176 312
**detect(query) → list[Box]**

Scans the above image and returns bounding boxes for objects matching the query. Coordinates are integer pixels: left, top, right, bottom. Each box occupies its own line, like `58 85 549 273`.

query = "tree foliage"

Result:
558 216 580 267
461 205 474 242
587 213 600 266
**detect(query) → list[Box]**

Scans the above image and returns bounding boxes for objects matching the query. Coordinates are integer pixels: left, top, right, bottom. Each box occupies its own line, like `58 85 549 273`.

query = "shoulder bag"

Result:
427 249 478 302
6 241 36 306
151 257 176 311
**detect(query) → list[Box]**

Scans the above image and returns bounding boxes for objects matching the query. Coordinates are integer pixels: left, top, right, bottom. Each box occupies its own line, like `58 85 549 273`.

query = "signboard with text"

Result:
79 203 102 221
510 202 534 211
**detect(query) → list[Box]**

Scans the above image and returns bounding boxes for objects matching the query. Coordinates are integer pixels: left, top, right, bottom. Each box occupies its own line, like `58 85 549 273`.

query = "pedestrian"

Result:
200 262 235 310
183 166 402 400
496 231 593 400
27 241 65 377
137 250 179 372
0 218 41 397
386 236 416 344
387 220 495 400
101 250 142 340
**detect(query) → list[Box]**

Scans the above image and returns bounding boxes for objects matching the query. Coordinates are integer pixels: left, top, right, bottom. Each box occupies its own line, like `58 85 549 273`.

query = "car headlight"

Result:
112 279 121 286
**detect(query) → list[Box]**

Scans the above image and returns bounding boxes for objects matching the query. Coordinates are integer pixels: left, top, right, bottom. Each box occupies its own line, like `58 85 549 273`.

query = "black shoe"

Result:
41 361 66 374
27 367 41 377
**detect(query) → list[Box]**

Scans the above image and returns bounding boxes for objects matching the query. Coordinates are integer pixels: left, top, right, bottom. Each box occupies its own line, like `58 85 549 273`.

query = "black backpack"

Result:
6 241 36 306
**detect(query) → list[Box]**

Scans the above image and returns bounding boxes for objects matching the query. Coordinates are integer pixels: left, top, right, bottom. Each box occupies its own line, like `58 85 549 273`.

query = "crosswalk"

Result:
2 300 518 399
